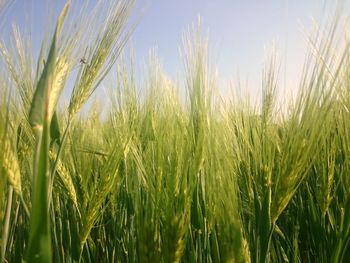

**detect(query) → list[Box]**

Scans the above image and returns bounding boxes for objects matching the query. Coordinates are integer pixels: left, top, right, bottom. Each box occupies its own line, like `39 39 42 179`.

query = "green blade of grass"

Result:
28 3 69 131
331 194 350 262
26 3 69 262
26 119 51 263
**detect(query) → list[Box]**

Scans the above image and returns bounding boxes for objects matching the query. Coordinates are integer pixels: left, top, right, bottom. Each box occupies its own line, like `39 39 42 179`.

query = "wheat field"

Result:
1 1 350 262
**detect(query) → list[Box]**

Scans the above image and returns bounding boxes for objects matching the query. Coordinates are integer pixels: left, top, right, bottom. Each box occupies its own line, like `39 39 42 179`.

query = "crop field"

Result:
1 1 350 262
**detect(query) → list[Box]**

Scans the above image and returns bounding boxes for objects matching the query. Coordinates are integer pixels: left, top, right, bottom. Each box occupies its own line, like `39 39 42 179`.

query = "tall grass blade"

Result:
26 3 69 262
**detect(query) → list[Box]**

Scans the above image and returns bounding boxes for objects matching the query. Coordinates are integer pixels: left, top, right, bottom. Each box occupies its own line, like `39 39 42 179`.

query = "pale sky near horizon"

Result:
1 0 349 104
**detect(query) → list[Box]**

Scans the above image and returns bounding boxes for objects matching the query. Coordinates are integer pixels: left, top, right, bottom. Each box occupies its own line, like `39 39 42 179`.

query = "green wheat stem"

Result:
0 186 13 263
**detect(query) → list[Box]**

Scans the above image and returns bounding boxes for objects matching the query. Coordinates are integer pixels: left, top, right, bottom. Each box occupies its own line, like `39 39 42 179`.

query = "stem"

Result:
48 118 72 204
1 186 13 263
19 194 30 218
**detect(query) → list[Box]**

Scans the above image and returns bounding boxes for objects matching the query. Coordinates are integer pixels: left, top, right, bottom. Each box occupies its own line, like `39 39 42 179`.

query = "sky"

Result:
1 0 349 103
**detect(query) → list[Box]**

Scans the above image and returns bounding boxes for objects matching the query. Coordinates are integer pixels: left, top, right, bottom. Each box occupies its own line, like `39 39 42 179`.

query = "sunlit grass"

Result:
1 1 350 262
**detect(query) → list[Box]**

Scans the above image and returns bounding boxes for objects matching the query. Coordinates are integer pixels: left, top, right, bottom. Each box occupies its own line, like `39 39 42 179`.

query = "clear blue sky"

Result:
2 0 348 101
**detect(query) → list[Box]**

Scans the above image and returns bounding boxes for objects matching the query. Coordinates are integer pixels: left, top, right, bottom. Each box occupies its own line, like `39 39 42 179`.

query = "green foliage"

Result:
2 1 350 263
